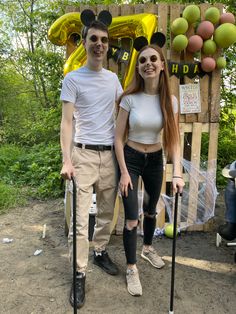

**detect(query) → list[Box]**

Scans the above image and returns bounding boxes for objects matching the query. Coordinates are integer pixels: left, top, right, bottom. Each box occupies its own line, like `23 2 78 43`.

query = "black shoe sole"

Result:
69 296 85 309
218 233 236 241
93 259 119 276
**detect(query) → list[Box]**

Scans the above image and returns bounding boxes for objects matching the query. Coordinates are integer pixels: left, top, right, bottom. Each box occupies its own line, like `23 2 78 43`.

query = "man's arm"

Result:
60 101 75 180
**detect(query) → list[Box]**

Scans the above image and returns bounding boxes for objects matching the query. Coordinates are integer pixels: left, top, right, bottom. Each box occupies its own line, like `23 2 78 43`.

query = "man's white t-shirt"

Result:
60 66 123 145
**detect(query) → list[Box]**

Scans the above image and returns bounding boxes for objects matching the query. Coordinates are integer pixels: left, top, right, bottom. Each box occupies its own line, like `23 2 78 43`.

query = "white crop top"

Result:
119 92 178 144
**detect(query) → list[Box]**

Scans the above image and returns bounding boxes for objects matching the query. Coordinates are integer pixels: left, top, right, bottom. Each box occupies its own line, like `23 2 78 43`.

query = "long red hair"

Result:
118 44 180 160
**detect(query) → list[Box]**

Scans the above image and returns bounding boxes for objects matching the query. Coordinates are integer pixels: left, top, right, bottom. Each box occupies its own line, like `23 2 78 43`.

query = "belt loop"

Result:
82 144 85 149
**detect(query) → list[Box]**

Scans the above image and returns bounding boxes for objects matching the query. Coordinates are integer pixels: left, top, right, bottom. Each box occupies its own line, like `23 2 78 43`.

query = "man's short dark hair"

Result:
82 20 109 40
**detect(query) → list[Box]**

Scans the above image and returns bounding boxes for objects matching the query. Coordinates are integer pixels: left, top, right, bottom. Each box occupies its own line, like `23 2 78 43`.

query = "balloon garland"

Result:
170 4 236 73
48 5 236 83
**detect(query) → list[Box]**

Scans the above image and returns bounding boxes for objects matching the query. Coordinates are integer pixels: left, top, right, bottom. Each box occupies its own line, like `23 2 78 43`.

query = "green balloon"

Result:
172 34 188 52
183 5 200 24
216 57 226 69
164 224 178 238
171 17 189 35
214 23 236 48
205 7 220 24
202 39 217 55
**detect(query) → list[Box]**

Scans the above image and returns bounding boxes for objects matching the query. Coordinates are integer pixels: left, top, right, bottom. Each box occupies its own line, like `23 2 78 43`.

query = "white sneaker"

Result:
141 247 165 269
126 268 142 296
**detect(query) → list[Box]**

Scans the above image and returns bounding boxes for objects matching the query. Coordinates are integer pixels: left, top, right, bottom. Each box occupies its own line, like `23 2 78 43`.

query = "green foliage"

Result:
0 143 62 199
216 125 236 187
5 107 60 146
201 115 236 188
0 181 27 213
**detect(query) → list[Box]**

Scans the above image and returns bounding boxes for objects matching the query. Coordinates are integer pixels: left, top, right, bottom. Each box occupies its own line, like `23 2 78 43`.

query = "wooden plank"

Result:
180 122 185 161
66 37 78 60
156 169 167 228
107 5 121 75
184 5 198 123
169 4 182 122
65 6 78 13
120 5 134 81
181 122 209 133
114 196 125 235
208 122 219 162
187 123 202 229
210 69 221 122
157 3 168 58
198 75 209 122
79 4 96 13
203 122 219 231
143 3 158 14
198 3 211 123
108 4 121 17
134 4 144 14
97 4 107 12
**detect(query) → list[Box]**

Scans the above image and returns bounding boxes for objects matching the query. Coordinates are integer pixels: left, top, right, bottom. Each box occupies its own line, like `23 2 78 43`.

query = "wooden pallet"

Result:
63 3 223 232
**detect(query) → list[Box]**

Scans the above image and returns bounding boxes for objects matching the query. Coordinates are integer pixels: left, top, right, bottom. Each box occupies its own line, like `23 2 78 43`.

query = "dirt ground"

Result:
0 191 236 314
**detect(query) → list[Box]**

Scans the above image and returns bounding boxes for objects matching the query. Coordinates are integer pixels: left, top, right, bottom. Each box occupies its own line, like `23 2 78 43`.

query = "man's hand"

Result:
60 160 75 180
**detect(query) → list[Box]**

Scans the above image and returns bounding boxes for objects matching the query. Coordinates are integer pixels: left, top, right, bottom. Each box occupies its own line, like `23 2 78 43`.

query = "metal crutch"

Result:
71 176 77 314
169 192 179 314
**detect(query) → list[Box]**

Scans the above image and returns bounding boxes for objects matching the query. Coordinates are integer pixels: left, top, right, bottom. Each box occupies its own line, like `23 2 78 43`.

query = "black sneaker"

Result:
93 250 119 275
69 272 85 309
218 222 236 241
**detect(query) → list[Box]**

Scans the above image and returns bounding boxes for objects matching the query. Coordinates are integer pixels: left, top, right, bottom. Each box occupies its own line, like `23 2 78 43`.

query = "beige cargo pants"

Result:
68 146 118 272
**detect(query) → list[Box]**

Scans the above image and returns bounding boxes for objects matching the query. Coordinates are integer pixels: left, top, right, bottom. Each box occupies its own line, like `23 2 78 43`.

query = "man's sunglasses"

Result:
138 55 158 64
89 35 109 44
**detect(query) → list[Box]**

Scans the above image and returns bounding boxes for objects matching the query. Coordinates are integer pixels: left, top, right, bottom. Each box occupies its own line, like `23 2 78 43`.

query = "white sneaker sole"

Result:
141 253 165 269
127 286 142 296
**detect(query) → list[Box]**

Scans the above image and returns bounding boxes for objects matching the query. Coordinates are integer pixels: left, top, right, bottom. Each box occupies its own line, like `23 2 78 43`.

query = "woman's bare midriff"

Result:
127 140 162 153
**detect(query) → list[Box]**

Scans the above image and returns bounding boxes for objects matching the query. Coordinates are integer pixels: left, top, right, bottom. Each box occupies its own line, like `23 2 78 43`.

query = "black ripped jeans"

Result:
121 144 163 264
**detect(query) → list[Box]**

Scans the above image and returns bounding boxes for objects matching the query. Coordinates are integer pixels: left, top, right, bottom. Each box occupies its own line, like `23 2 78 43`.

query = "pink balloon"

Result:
220 12 235 24
201 57 216 72
187 35 203 52
197 21 215 40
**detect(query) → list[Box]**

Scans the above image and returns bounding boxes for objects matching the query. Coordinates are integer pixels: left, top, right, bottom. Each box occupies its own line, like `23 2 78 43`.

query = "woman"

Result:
115 44 184 296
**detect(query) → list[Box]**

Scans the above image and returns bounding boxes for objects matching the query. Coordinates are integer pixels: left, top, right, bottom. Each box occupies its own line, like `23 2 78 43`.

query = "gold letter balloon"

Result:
48 12 157 88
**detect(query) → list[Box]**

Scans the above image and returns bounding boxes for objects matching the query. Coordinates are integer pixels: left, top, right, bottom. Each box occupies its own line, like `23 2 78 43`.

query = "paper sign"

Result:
179 83 201 114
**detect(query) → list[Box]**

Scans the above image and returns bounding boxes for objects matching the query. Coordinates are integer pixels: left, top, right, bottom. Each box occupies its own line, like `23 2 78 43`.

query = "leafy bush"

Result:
2 106 61 147
216 127 236 187
0 181 26 213
201 121 236 188
0 144 26 183
0 143 63 199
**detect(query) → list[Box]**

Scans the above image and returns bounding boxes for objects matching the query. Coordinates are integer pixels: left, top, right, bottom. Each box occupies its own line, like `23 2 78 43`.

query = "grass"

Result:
0 181 27 214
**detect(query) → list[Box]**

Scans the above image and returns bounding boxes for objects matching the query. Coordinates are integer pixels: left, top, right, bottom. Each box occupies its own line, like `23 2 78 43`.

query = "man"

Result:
218 161 236 241
60 18 123 309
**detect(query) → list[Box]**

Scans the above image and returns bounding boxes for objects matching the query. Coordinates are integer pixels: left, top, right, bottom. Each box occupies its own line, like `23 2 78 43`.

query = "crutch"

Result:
169 192 179 314
71 176 77 314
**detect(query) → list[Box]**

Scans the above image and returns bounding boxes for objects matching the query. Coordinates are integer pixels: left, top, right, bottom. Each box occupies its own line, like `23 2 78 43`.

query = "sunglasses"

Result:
138 55 158 64
89 35 109 44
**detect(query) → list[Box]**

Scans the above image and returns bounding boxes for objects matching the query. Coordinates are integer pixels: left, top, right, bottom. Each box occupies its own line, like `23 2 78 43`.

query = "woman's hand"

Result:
119 173 133 197
172 176 185 194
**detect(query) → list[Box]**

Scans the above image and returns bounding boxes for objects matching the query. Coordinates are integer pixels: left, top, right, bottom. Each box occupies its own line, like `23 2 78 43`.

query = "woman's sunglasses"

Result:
138 55 158 64
89 35 109 44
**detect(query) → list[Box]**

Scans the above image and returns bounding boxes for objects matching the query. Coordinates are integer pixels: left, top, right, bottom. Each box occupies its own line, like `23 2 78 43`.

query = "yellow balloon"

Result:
48 12 82 45
48 13 157 88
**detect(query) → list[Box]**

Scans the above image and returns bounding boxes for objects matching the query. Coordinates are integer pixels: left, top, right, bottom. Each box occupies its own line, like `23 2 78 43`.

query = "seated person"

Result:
218 161 236 241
